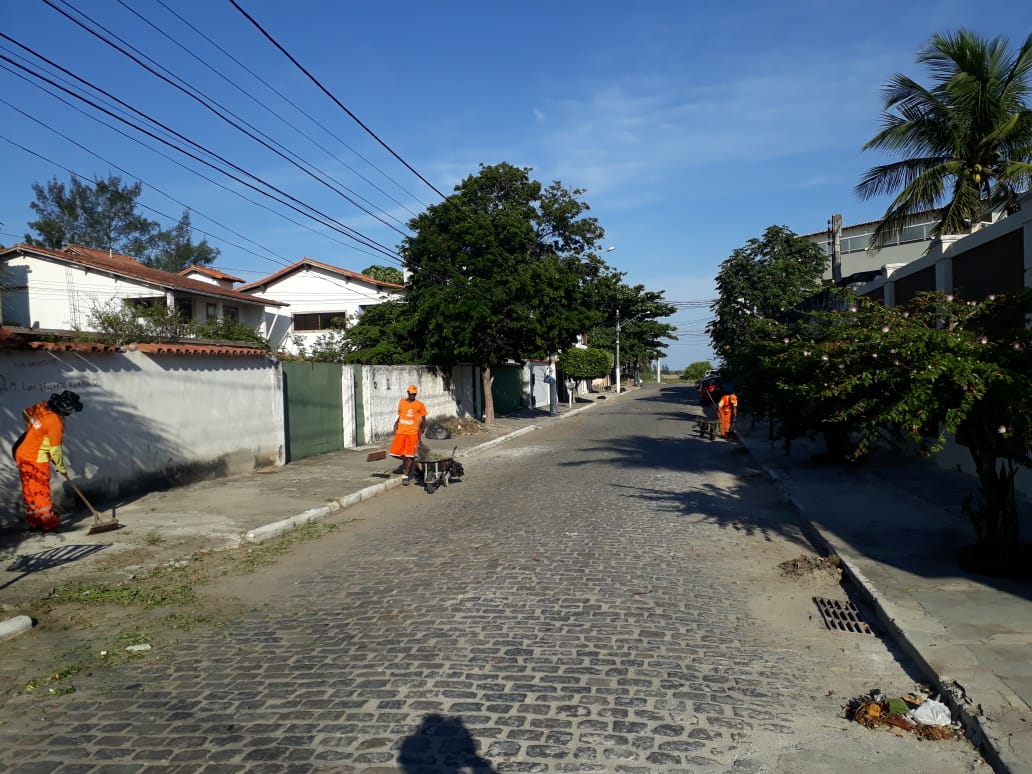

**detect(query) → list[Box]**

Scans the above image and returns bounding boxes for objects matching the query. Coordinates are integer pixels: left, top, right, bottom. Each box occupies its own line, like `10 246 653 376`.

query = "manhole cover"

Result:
813 596 873 634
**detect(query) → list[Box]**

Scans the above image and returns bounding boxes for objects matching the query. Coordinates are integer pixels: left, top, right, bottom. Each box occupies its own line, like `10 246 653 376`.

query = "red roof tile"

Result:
238 256 404 293
28 340 121 353
0 327 27 349
129 342 270 357
1 243 286 307
178 264 246 283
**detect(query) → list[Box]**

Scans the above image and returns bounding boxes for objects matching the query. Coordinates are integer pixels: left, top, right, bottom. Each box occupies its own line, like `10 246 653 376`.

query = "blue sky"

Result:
2 1 1028 368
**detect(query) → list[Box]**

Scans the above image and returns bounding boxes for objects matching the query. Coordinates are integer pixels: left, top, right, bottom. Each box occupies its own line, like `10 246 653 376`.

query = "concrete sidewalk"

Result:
734 420 1032 773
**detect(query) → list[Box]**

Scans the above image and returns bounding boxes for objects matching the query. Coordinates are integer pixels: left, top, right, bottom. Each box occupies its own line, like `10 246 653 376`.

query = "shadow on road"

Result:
398 714 496 773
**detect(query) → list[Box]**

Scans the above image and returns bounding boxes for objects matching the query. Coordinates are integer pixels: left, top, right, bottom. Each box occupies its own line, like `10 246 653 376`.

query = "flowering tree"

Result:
743 290 1032 565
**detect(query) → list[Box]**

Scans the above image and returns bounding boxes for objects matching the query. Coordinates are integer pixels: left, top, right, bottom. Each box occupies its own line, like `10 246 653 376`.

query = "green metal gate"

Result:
491 364 524 415
282 361 344 461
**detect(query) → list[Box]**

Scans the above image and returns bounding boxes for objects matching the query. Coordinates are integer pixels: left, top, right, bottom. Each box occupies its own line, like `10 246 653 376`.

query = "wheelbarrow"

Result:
694 417 718 440
413 446 464 494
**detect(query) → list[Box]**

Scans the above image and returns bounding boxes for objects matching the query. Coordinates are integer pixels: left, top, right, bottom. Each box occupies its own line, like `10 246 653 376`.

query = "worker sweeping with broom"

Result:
12 390 83 532
716 383 738 440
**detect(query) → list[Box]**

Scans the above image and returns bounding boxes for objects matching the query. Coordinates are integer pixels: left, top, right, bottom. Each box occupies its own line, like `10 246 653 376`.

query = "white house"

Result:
237 257 404 355
178 264 245 290
0 243 284 335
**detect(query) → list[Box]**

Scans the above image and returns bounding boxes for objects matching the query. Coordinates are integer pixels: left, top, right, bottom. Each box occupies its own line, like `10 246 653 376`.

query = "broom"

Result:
58 469 122 534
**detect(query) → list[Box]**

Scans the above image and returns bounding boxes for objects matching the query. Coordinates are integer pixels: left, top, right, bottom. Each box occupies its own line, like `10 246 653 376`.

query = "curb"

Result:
738 436 1011 773
0 615 33 642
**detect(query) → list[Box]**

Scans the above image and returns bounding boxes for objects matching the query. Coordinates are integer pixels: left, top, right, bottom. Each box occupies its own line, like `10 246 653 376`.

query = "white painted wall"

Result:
0 255 265 332
0 351 482 527
361 365 477 442
0 349 284 526
245 265 403 354
1 254 163 330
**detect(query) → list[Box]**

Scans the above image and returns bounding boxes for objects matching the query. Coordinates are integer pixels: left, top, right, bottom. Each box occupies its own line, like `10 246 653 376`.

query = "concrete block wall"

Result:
0 348 284 526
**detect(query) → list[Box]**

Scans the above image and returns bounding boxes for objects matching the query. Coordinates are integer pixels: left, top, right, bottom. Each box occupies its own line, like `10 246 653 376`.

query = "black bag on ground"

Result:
425 422 451 440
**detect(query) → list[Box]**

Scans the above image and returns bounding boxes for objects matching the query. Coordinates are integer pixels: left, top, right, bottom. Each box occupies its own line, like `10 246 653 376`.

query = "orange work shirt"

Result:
395 399 427 435
14 401 65 465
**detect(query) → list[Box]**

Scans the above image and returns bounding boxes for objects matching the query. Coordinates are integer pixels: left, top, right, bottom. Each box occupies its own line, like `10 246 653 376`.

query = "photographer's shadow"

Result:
398 714 496 773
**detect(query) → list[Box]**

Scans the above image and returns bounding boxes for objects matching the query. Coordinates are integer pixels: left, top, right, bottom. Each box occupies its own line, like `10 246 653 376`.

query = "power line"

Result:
0 54 388 263
40 0 411 239
145 0 427 219
229 0 451 203
0 41 402 263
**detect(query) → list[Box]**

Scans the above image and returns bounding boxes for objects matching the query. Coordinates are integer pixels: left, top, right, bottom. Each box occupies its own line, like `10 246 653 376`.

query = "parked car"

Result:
698 374 724 406
694 368 721 389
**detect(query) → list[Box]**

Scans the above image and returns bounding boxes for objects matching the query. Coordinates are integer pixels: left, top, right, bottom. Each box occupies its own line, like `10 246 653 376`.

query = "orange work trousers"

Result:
17 460 61 530
717 410 734 437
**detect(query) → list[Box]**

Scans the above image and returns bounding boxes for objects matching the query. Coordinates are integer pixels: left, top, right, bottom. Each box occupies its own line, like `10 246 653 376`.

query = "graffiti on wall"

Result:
0 372 101 396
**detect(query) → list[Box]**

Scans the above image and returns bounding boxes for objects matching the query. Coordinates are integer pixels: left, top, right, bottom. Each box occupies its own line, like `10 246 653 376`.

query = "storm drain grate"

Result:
813 596 873 634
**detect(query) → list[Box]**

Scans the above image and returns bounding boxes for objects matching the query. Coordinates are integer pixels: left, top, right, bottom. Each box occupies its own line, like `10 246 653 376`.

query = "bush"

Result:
559 347 612 380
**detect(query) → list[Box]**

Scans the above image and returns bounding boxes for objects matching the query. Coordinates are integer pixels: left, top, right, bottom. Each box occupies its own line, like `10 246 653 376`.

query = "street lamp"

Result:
616 308 648 395
616 309 621 394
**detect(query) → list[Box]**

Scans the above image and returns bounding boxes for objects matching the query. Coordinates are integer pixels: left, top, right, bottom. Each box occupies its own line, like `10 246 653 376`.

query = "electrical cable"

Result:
0 44 401 262
229 0 451 202
143 0 426 218
40 0 411 239
0 54 389 263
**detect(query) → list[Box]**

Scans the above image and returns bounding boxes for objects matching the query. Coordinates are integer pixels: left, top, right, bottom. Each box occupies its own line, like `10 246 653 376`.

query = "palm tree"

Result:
856 30 1032 249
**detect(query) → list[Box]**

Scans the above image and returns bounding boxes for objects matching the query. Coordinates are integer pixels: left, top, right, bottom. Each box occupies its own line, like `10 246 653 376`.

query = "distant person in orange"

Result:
12 390 83 531
716 384 738 439
389 384 428 485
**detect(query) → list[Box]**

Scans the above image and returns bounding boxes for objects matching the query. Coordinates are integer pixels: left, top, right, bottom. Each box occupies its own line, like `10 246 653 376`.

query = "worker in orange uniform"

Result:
716 383 738 439
12 390 83 531
389 384 428 485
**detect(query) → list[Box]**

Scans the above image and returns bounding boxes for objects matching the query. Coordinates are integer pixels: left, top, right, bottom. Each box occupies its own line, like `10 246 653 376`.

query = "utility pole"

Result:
830 213 842 284
615 309 621 394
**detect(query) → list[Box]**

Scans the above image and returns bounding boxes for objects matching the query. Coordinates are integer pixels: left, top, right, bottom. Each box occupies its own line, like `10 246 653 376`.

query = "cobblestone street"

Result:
0 388 985 772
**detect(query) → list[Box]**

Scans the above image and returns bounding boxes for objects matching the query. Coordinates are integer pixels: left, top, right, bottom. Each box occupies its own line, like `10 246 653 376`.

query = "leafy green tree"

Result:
743 290 1032 567
195 316 269 349
857 30 1032 248
341 300 416 364
708 225 827 374
148 210 220 273
360 264 404 285
402 162 607 423
26 175 219 272
27 175 159 257
87 299 193 345
559 348 611 382
683 361 713 382
587 277 678 382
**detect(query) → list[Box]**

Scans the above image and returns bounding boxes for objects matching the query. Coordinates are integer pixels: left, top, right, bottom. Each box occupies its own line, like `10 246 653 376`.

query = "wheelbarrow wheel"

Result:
425 483 437 494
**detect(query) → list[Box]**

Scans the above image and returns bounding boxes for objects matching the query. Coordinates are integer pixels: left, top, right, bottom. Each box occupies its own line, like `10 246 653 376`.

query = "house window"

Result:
224 306 238 321
206 303 217 320
125 296 163 311
174 298 193 322
293 311 349 331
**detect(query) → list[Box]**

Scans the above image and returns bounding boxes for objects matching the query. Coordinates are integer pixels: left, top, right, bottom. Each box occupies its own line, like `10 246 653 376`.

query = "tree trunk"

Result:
481 365 495 426
820 423 850 462
964 448 1021 548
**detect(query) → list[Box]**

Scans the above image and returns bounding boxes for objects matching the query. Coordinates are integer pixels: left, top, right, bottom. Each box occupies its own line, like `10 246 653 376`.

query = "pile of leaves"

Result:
845 691 962 741
438 417 486 436
778 554 841 579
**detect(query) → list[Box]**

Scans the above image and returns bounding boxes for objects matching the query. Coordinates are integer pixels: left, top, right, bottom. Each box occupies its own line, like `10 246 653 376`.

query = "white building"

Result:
238 257 404 355
0 243 283 335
